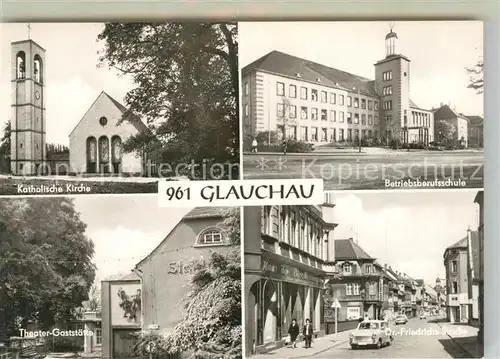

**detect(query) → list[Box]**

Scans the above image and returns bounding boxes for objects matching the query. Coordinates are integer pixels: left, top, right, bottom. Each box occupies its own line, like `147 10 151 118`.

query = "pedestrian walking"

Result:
252 138 258 153
303 318 313 348
288 318 299 348
282 139 287 155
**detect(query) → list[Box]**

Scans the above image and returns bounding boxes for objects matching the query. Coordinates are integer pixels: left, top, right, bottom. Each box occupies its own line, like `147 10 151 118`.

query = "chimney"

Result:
440 102 443 107
384 263 388 270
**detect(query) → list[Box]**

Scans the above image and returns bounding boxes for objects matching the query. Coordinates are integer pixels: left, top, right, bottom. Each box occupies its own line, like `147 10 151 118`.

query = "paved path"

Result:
317 318 476 359
243 151 484 190
251 329 355 359
435 321 483 358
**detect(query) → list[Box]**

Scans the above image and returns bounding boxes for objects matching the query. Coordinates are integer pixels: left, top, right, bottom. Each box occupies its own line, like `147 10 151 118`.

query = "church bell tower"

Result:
10 35 47 175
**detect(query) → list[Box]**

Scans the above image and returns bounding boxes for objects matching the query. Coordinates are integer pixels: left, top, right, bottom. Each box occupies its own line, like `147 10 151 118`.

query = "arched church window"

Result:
111 136 122 163
99 117 108 126
98 136 110 163
16 51 26 79
197 227 225 245
34 55 43 83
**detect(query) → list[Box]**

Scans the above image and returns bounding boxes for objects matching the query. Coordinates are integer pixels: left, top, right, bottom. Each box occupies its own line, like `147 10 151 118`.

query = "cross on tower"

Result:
389 21 395 32
27 24 32 40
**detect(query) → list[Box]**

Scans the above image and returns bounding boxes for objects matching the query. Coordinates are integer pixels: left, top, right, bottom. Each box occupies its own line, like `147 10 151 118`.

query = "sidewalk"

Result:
436 322 483 358
251 330 354 359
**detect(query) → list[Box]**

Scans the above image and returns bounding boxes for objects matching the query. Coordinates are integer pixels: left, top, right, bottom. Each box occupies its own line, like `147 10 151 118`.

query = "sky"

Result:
239 21 483 116
73 195 191 283
0 23 135 145
329 190 479 286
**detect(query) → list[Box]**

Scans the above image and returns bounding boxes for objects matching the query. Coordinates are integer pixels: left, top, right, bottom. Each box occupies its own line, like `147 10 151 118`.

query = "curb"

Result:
436 322 478 358
292 338 350 359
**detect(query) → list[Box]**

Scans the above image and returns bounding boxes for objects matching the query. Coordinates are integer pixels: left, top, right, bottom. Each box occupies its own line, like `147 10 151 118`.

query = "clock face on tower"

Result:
35 91 40 100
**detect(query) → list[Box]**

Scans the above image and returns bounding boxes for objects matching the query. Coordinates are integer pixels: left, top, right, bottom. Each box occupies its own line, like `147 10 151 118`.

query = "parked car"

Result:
349 320 393 349
420 312 427 319
394 314 408 325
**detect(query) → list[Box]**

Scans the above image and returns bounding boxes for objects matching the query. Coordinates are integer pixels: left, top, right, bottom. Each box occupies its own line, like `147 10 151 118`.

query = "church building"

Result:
69 91 149 175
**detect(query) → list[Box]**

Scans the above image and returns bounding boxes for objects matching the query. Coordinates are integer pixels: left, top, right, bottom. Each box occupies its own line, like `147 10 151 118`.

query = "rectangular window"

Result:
243 104 249 117
290 126 297 140
361 114 366 125
339 111 344 123
361 99 366 109
321 128 327 141
368 115 373 125
300 87 308 100
346 283 353 295
374 101 379 111
347 112 352 124
339 95 345 106
330 110 336 122
347 96 352 107
330 92 336 104
354 113 359 124
347 129 352 141
451 260 458 273
321 109 328 121
368 100 373 110
277 103 284 117
289 84 297 98
353 283 360 295
339 129 345 141
374 116 379 125
277 82 285 96
330 128 336 141
354 97 359 108
244 82 249 96
300 126 308 141
312 127 318 141
96 328 102 345
383 70 393 81
311 89 318 101
290 105 297 119
383 101 393 110
368 130 372 138
383 85 393 96
301 107 308 120
321 91 327 103
452 281 458 294
355 129 359 140
311 108 318 120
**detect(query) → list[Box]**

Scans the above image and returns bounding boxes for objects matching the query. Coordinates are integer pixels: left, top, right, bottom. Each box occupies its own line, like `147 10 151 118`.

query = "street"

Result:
243 151 483 190
318 318 473 358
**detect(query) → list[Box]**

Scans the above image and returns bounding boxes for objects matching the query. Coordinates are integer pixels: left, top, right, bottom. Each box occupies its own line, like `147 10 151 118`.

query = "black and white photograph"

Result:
240 21 484 190
0 22 239 196
0 198 242 358
243 190 483 358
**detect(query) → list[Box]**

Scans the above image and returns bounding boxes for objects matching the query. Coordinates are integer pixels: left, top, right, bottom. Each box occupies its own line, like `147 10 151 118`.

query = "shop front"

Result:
248 255 324 354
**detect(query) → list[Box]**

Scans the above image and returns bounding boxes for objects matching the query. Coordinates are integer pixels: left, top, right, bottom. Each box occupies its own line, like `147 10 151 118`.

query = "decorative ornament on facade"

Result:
117 288 141 320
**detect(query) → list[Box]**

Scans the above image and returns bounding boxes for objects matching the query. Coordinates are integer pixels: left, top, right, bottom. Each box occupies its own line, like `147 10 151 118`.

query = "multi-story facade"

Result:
474 191 484 343
243 203 337 356
433 104 469 147
241 29 435 147
443 234 474 323
324 239 388 334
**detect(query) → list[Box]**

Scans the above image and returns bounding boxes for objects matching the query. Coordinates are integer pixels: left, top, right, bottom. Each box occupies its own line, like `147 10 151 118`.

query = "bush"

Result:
258 140 313 153
51 337 83 353
134 331 181 359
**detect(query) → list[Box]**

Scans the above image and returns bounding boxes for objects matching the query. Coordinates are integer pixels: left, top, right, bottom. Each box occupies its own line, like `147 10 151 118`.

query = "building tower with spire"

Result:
10 32 47 175
374 24 412 146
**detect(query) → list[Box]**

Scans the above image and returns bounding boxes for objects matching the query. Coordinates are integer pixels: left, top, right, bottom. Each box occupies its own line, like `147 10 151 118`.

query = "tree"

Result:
256 131 279 146
82 282 101 312
0 198 96 334
0 121 11 157
163 208 241 358
97 23 239 180
436 120 456 145
466 58 484 95
276 97 295 141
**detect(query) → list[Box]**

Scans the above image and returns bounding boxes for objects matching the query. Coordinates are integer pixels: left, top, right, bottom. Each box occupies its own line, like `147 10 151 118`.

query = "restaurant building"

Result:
101 207 233 359
243 203 337 356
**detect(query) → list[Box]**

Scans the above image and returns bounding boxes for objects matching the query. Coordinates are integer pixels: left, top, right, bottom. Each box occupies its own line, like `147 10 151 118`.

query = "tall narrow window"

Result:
34 54 43 83
16 51 26 79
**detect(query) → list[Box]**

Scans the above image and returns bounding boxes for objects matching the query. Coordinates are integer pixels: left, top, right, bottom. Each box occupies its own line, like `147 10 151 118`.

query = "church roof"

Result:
68 91 148 137
242 50 378 96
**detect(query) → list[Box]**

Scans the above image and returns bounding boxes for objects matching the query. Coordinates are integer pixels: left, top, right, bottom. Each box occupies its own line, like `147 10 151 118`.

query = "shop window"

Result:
96 328 102 345
197 227 225 245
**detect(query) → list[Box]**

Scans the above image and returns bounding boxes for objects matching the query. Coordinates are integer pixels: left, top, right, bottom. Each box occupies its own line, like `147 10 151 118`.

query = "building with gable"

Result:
433 104 470 148
443 231 478 323
69 91 149 175
100 207 234 359
241 28 435 147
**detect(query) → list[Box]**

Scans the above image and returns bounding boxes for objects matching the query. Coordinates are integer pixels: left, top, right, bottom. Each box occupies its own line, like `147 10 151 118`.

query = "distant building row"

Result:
242 30 483 148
